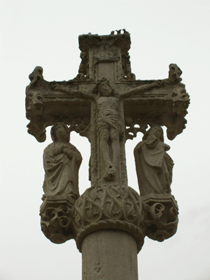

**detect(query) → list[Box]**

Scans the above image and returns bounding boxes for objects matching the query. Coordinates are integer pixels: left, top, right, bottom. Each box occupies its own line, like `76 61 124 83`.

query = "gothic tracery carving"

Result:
73 185 145 252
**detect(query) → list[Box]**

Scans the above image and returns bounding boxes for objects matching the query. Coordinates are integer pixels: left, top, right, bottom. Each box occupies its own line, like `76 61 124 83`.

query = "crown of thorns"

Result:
92 78 114 95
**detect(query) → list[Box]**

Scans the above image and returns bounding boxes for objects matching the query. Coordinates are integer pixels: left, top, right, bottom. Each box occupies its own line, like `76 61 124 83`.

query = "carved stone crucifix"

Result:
26 30 188 188
25 30 189 279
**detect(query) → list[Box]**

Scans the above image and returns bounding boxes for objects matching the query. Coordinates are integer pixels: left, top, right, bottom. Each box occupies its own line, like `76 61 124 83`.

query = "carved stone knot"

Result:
73 185 145 252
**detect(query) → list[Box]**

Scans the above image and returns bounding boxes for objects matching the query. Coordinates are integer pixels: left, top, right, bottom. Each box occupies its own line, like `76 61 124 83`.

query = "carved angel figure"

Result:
134 126 173 196
42 123 82 202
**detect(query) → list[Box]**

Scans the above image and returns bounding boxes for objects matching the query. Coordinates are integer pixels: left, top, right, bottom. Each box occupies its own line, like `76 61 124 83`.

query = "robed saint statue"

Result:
42 123 82 202
134 125 174 196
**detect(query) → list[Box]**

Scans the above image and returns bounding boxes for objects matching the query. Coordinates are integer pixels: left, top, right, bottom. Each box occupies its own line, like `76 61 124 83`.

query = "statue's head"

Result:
51 123 70 142
93 78 114 97
29 66 43 82
144 125 164 142
168 64 182 83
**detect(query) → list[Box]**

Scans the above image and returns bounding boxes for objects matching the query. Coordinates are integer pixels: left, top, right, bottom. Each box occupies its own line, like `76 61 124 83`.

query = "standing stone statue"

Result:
134 125 173 196
134 125 178 243
43 122 82 202
40 123 82 244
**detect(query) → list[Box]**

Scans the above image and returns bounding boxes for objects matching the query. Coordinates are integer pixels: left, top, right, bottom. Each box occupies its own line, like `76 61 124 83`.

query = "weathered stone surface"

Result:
142 194 178 241
25 30 189 146
134 125 173 196
40 196 75 243
40 123 82 243
25 30 189 279
82 230 138 280
43 122 82 200
134 125 178 242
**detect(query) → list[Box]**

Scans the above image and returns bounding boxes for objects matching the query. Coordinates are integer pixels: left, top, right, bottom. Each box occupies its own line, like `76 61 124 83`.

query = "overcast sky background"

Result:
1 1 210 279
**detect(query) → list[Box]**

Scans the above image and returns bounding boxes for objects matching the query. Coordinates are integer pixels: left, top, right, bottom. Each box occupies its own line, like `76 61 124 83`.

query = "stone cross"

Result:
25 30 189 280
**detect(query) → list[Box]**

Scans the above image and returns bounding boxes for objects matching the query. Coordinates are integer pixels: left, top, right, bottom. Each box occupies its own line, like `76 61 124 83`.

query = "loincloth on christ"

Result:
97 112 120 133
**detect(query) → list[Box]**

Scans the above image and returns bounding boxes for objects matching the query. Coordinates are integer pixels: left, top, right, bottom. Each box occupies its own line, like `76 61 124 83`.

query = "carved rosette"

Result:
40 196 76 244
142 194 178 242
73 185 145 252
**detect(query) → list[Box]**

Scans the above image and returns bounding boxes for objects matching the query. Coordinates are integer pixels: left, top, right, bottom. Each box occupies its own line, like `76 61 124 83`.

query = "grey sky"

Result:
1 0 210 279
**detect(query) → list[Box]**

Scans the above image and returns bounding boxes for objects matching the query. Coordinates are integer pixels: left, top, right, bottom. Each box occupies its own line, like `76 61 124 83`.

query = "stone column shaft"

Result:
82 230 138 280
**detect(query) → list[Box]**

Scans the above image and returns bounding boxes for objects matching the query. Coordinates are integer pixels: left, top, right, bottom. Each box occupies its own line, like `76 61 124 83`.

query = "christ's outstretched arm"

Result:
52 84 95 100
120 80 163 99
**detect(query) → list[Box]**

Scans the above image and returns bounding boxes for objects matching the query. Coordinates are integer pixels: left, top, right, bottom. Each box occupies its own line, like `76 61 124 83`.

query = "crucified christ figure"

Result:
53 78 163 181
95 81 121 180
94 79 163 180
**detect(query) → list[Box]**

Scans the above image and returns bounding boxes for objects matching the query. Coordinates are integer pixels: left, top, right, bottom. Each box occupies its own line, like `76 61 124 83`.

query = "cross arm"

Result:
51 83 95 100
123 81 189 141
25 67 95 142
120 80 163 99
119 63 183 100
117 64 189 140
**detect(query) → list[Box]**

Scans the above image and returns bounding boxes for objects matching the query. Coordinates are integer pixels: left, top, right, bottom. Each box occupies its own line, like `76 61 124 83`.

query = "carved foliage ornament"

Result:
142 194 178 242
40 198 75 244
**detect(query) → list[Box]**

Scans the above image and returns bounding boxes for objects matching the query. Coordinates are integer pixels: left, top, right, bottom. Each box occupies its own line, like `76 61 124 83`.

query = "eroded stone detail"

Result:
40 122 82 243
134 125 173 196
142 194 178 241
43 123 82 199
73 185 145 252
40 197 75 243
25 31 189 255
134 125 178 242
25 32 189 144
26 66 44 117
52 78 163 185
78 51 89 78
168 64 182 83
